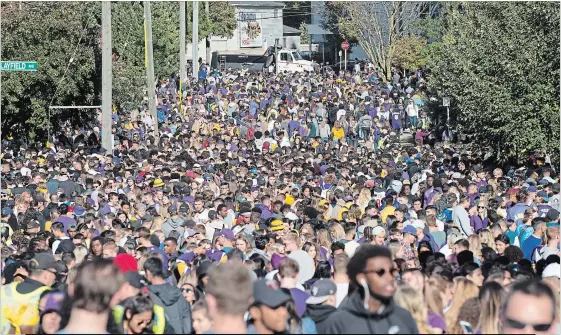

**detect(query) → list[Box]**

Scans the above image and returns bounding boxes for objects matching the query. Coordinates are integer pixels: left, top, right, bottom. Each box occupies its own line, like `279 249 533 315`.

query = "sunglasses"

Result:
182 287 194 294
478 206 486 209
503 317 552 332
364 267 399 277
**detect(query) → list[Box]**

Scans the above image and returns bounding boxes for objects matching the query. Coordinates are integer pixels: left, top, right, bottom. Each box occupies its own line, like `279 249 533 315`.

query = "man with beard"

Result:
324 245 418 334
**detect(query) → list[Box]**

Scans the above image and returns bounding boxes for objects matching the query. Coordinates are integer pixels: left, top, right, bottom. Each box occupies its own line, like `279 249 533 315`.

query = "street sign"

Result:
443 97 450 107
0 61 38 71
341 41 350 51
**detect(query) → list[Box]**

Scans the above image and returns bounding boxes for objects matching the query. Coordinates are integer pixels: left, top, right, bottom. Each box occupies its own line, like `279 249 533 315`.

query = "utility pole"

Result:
144 1 158 140
274 38 279 75
205 1 210 64
101 1 113 152
192 0 199 78
180 1 186 113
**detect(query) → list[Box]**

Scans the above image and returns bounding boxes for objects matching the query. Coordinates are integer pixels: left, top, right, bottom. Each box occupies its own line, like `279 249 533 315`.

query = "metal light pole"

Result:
180 1 186 113
101 1 113 152
192 0 199 78
144 1 158 140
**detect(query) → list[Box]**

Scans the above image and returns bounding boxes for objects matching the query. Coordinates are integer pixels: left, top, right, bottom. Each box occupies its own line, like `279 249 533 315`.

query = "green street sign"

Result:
0 61 38 71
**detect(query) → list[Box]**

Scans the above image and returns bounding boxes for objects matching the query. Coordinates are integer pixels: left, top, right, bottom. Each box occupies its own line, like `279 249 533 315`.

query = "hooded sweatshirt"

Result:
162 217 185 238
306 303 337 334
323 292 418 334
148 283 192 334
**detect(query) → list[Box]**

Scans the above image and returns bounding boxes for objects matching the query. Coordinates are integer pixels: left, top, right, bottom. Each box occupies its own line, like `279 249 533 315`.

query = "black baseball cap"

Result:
252 279 292 308
30 253 66 274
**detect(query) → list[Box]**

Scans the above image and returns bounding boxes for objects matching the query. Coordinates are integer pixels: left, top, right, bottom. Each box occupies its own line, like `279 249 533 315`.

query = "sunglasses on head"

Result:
503 317 552 332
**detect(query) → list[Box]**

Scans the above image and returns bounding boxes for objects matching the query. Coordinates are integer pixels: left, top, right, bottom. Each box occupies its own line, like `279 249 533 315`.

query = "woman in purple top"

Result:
470 201 489 233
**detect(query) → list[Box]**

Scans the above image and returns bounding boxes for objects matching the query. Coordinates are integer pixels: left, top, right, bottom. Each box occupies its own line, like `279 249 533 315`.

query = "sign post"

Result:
338 50 343 72
0 61 38 71
341 41 349 72
443 97 450 124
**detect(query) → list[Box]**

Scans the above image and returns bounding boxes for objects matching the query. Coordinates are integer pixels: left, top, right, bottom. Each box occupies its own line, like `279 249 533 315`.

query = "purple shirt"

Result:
428 311 446 332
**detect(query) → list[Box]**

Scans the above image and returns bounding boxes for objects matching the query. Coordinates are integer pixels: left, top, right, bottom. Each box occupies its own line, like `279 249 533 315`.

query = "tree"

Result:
299 22 309 44
282 1 311 28
325 1 424 79
0 2 101 140
391 35 426 74
1 2 237 141
423 2 560 163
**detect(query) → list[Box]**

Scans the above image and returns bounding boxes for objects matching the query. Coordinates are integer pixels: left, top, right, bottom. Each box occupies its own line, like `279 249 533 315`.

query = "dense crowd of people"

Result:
1 63 559 334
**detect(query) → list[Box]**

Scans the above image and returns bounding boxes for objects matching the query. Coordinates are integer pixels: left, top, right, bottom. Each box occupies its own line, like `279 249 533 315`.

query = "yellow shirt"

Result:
380 206 396 224
332 127 344 140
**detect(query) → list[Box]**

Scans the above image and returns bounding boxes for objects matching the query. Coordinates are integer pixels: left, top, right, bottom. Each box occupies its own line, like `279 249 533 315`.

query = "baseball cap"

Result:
252 279 292 308
270 219 284 232
372 226 385 236
124 271 146 289
527 185 537 193
39 291 65 317
1 207 13 216
30 252 66 274
218 228 234 241
284 212 298 221
411 220 425 230
184 229 197 238
306 279 337 305
181 219 196 228
179 203 189 213
401 225 417 235
26 220 41 230
542 263 560 279
546 209 560 222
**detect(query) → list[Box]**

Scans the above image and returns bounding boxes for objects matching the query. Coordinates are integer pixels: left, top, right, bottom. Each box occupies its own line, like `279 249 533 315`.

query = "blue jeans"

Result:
409 116 418 128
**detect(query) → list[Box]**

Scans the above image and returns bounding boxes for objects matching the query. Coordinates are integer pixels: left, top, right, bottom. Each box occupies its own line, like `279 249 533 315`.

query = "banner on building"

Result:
239 12 262 48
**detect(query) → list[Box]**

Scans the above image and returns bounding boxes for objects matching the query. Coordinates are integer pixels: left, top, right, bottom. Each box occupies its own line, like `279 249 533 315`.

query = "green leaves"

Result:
422 2 560 163
1 1 237 141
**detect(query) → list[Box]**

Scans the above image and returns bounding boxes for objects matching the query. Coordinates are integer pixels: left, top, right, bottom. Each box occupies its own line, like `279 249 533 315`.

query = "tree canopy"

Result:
422 2 560 162
0 1 236 140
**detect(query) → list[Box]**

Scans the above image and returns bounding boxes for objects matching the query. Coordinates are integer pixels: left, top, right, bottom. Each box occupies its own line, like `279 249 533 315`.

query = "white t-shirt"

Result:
335 282 349 307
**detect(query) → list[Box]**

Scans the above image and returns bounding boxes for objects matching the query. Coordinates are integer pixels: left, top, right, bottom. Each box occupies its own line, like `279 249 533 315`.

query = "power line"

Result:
47 24 88 140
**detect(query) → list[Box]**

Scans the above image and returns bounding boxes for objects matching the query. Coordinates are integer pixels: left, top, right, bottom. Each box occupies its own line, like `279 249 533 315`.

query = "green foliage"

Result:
0 1 101 139
1 1 236 141
423 2 560 162
299 22 309 44
323 2 423 79
282 1 311 28
392 36 427 72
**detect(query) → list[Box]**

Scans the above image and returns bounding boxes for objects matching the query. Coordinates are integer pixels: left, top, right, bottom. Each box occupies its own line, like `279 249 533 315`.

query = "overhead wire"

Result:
46 23 88 140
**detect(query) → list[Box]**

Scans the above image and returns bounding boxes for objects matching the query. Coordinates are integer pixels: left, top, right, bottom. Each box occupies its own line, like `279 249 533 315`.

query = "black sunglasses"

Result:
503 317 552 332
364 267 399 277
182 287 194 294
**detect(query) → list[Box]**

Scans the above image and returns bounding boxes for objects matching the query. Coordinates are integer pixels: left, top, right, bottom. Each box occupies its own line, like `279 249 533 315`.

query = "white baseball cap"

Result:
542 263 560 279
412 220 425 230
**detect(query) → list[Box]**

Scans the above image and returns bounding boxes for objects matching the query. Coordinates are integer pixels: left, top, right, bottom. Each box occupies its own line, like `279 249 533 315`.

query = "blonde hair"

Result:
477 282 505 334
177 269 198 288
394 284 439 334
445 277 479 334
544 227 560 245
425 276 448 318
357 188 372 210
479 229 496 251
316 229 332 257
329 223 345 241
468 234 483 262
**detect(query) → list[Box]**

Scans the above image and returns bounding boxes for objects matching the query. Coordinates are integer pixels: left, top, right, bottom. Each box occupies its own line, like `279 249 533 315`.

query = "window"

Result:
283 37 287 48
280 53 289 62
274 9 278 18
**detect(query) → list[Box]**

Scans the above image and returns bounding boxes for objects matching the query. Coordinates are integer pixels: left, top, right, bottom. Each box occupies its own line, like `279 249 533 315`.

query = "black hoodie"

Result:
306 303 337 334
323 292 418 334
148 283 192 334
